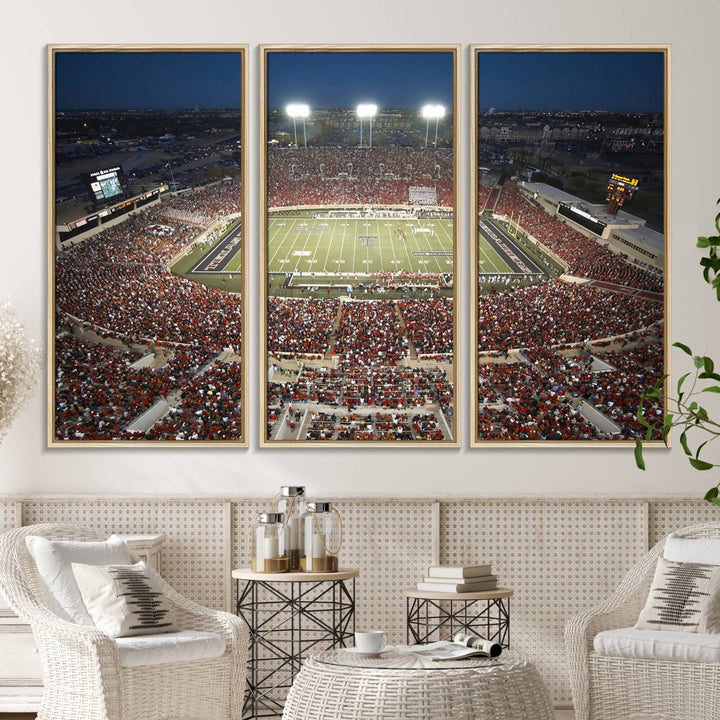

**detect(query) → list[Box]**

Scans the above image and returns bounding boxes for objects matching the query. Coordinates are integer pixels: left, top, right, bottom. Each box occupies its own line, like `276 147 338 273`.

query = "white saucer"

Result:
343 647 389 657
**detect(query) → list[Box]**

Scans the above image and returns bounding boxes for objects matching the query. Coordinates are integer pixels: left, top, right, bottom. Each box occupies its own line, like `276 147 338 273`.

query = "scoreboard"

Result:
85 166 125 205
606 173 639 215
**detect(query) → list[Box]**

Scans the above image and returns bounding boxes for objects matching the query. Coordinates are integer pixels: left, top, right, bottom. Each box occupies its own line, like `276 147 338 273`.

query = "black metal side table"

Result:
404 587 513 648
233 568 359 719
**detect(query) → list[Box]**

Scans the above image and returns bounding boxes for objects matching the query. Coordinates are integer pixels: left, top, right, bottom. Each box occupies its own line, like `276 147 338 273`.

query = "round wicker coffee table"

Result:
282 647 554 720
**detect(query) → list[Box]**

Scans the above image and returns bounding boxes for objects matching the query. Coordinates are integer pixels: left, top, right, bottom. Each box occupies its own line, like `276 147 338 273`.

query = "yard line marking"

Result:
322 213 337 272
376 218 383 272
267 216 296 269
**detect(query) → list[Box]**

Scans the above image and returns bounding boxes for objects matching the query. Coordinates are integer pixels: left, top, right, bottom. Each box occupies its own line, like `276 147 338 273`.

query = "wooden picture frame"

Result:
470 45 670 446
48 45 248 446
260 45 460 447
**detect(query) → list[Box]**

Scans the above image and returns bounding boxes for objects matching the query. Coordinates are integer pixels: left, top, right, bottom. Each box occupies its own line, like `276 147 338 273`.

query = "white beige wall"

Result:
1 0 720 499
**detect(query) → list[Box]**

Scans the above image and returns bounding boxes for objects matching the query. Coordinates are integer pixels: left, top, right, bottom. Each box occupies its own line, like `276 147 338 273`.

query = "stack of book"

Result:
416 564 498 593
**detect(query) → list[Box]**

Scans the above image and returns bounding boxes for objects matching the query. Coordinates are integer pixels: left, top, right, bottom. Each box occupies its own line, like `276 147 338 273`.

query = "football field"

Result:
267 212 454 281
477 217 547 276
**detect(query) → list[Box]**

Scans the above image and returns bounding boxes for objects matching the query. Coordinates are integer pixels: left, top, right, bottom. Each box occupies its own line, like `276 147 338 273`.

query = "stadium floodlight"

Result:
356 103 378 148
286 104 310 148
421 104 446 148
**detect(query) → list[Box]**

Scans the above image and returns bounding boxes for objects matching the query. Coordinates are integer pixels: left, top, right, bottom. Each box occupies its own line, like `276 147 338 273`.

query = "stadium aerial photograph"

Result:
262 47 458 445
50 48 246 444
472 48 667 444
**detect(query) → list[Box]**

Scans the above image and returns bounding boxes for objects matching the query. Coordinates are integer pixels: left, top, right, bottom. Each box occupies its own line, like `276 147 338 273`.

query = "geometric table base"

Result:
235 570 357 719
405 589 512 648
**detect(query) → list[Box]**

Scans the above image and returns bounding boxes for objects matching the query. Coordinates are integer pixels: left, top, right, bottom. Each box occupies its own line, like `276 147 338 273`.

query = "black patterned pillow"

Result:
635 557 720 633
71 560 178 638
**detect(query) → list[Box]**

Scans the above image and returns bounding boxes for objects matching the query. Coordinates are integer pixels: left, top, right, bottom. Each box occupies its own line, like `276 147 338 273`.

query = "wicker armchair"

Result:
565 521 720 720
0 523 248 720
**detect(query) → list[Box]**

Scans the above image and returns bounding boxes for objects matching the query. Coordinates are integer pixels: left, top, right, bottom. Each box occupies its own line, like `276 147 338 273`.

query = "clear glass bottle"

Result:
277 486 306 571
252 512 290 573
301 501 342 573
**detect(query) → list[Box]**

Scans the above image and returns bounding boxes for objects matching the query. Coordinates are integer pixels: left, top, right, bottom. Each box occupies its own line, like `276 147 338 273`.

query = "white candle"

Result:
264 536 279 559
311 532 326 559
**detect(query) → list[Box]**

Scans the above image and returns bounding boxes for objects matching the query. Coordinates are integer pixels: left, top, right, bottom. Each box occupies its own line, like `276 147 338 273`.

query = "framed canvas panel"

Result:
470 45 670 446
49 45 248 446
260 45 459 446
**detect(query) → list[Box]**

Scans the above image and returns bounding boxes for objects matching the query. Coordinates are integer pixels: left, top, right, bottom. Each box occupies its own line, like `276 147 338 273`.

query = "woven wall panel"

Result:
22 500 228 610
232 500 434 646
440 500 646 704
649 500 720 545
0 502 18 531
337 500 434 644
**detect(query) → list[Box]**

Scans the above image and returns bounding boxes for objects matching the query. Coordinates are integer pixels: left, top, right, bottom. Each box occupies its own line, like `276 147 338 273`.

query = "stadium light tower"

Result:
356 104 378 148
286 104 310 148
422 104 446 148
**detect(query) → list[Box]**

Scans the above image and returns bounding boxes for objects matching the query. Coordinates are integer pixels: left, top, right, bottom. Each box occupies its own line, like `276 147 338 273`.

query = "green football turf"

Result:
169 230 243 293
476 230 514 274
267 212 454 280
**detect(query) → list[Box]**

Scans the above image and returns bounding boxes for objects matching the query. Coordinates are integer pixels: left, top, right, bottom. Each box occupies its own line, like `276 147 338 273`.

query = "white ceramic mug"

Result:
354 630 387 654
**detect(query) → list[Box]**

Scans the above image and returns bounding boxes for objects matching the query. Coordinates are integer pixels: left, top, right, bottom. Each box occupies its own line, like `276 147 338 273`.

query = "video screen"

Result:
86 167 125 204
557 202 607 237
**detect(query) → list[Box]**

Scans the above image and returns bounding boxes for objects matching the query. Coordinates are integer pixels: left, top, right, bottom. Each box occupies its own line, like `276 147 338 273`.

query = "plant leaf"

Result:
705 486 720 501
701 386 720 394
634 439 646 471
680 430 691 456
673 342 693 356
689 458 715 471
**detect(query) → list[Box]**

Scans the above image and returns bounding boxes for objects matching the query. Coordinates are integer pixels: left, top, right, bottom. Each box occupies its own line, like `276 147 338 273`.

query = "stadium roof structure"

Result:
521 181 659 231
614 223 664 258
519 180 665 266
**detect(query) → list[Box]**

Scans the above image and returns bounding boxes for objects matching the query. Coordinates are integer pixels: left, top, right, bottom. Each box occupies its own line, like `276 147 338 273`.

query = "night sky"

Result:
478 51 665 113
55 52 243 110
267 51 454 110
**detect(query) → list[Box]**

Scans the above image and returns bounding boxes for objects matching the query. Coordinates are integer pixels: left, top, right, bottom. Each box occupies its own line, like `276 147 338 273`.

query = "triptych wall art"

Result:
48 44 668 448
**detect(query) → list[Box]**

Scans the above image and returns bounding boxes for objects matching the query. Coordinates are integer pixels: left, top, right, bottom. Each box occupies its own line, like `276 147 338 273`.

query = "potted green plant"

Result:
635 200 720 506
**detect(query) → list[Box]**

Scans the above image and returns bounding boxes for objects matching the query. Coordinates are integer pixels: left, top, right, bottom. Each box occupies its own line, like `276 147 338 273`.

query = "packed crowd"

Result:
486 184 663 293
269 364 452 410
476 280 663 352
476 341 664 441
300 410 441 441
54 183 244 441
397 298 453 356
477 361 605 441
266 297 339 356
56 187 244 350
371 270 447 288
334 301 409 367
54 334 218 440
144 361 243 441
155 181 242 227
268 147 453 208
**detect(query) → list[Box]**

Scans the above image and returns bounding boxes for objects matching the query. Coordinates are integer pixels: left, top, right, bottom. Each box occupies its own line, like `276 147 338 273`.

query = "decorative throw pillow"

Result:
25 534 134 625
664 532 720 565
635 557 720 633
71 560 178 638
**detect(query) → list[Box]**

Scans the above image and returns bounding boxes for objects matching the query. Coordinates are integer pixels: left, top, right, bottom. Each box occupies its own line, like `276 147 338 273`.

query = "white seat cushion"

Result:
594 627 720 663
115 630 226 668
664 532 720 565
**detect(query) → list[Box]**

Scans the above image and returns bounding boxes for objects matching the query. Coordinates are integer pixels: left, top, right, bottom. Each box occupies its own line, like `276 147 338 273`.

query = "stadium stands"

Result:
54 182 243 441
